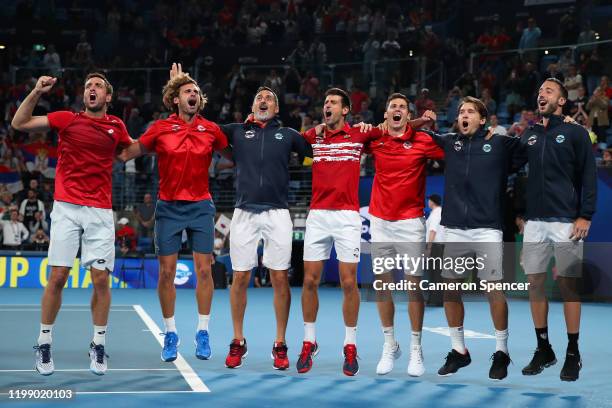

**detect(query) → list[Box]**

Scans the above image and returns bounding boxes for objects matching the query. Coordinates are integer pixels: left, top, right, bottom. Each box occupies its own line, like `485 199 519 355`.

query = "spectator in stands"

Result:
134 193 155 238
350 84 369 115
587 87 610 144
488 114 507 136
481 88 497 115
508 110 531 137
564 65 583 103
2 209 29 249
582 50 603 95
31 227 50 251
600 75 612 100
360 100 374 123
0 148 26 174
263 69 283 95
362 33 380 83
74 30 93 66
127 108 144 139
519 17 541 61
0 192 15 218
28 210 48 235
42 44 61 77
544 63 564 83
415 88 436 118
522 62 540 109
288 40 311 68
116 217 137 255
19 189 45 228
577 20 597 55
572 86 589 124
445 86 462 125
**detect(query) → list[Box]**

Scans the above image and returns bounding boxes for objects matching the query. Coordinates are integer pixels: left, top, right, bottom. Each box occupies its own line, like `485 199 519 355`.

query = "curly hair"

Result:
162 73 207 113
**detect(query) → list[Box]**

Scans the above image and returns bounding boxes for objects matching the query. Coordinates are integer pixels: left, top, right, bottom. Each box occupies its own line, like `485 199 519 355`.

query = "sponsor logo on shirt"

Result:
245 130 255 139
556 134 565 144
274 133 284 140
454 140 463 152
527 135 538 146
107 129 114 135
353 247 360 258
482 143 491 153
197 125 206 132
343 134 351 139
172 124 180 132
403 141 412 150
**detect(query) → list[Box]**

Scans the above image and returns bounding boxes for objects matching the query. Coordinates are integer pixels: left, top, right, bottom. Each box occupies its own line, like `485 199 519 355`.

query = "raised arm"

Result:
11 76 57 132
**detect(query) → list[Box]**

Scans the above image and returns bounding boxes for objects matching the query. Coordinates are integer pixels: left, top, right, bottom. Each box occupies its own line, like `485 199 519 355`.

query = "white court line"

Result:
0 369 177 372
423 326 495 339
0 391 199 396
132 305 209 393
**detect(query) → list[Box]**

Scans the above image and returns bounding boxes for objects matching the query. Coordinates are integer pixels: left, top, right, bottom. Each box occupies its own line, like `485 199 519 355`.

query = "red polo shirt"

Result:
139 114 227 201
367 127 444 220
48 111 132 209
303 123 379 211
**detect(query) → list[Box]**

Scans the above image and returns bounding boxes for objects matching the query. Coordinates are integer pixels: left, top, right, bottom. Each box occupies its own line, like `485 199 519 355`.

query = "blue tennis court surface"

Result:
0 287 610 407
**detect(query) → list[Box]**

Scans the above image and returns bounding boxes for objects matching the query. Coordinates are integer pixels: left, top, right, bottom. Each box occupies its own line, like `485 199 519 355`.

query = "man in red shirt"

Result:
366 94 441 377
12 73 133 376
297 88 379 376
120 64 229 363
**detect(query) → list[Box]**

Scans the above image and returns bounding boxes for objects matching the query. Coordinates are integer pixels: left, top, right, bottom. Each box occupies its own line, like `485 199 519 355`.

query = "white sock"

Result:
38 323 53 345
197 314 210 331
93 325 107 346
304 322 316 342
344 326 357 346
495 329 509 354
164 317 177 333
382 326 395 346
411 331 422 347
449 326 466 354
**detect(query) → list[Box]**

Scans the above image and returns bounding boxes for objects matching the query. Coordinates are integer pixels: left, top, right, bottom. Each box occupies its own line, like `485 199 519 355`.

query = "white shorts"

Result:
303 209 362 263
522 220 583 277
48 201 115 271
441 227 503 281
229 208 293 271
370 215 426 276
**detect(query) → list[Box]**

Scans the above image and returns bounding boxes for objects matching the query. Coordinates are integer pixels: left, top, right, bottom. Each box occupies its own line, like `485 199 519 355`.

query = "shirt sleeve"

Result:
117 120 134 149
219 123 240 145
302 128 317 145
418 132 445 160
138 122 159 152
290 128 312 160
420 130 451 148
573 126 597 219
212 123 229 151
47 111 76 132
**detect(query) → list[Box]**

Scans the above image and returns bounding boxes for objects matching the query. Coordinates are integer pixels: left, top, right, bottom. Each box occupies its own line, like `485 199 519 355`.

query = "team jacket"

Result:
220 118 310 211
518 115 597 220
425 128 522 230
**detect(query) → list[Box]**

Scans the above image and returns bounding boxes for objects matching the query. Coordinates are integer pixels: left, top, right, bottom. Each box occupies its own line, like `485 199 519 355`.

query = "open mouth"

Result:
324 110 332 118
538 99 547 108
392 113 401 121
259 104 268 111
188 99 197 107
461 120 469 129
89 92 96 102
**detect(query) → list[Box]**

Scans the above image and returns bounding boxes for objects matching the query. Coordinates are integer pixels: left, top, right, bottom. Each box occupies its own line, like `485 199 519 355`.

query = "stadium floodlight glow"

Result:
409 50 414 57
544 50 549 55
0 45 5 50
595 33 600 40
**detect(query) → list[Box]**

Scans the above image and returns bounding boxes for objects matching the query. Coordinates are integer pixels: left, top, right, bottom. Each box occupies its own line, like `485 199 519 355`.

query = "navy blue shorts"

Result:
154 199 215 256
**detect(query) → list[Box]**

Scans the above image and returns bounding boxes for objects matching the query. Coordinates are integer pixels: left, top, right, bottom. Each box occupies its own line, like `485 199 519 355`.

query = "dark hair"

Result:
254 86 279 106
542 78 568 100
85 72 113 95
458 96 488 120
324 88 351 112
385 93 410 110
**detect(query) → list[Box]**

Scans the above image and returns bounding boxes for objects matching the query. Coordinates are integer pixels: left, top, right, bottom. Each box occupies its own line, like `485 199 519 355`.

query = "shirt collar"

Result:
324 123 351 138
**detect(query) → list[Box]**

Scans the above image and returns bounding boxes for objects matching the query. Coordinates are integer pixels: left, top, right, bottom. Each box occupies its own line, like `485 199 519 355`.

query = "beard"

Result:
540 101 558 117
254 110 272 122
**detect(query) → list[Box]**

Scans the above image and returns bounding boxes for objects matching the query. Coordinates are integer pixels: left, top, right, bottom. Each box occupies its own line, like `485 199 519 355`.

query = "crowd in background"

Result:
0 0 610 252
